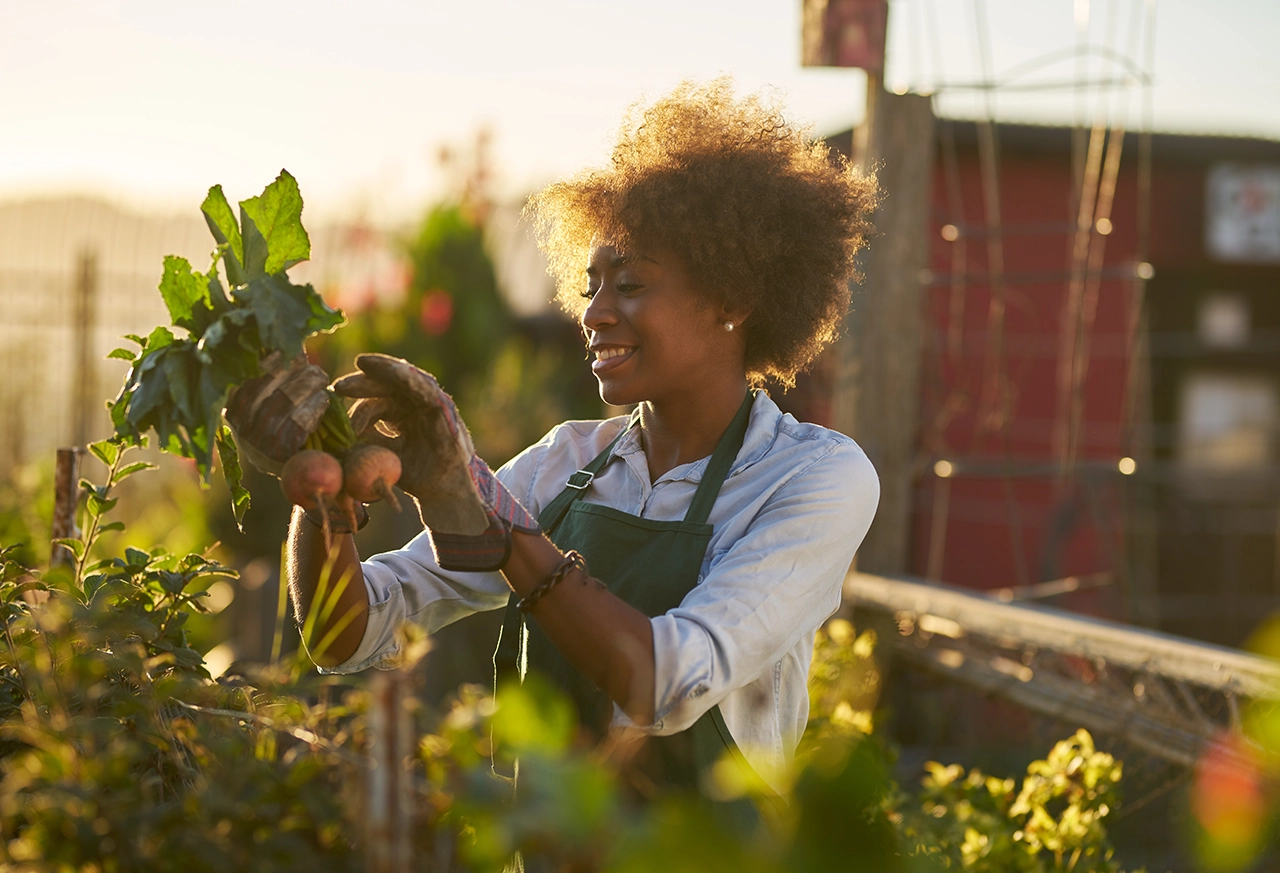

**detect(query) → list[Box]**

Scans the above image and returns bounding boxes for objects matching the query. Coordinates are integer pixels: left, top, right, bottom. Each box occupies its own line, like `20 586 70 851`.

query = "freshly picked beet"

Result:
341 444 402 512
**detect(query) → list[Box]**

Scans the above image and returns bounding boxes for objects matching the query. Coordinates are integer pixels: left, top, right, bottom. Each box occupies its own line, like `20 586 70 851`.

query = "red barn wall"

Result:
909 126 1143 603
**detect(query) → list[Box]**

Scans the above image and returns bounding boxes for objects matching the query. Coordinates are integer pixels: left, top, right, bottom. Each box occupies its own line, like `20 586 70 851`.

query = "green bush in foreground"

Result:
0 438 1138 872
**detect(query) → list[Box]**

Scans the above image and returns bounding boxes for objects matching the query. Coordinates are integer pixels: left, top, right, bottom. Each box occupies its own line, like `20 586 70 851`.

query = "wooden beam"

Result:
832 90 936 575
845 572 1280 700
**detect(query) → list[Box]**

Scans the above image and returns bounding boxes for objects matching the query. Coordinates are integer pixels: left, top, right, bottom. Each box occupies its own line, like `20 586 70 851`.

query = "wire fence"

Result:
0 199 212 476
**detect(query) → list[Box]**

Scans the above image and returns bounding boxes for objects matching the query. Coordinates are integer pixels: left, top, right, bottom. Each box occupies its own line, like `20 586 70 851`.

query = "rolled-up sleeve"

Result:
646 440 879 733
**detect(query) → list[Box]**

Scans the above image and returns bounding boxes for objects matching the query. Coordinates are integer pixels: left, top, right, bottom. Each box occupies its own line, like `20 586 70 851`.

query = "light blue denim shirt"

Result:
331 391 879 789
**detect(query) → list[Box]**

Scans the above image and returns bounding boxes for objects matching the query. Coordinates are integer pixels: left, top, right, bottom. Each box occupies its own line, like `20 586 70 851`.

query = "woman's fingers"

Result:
348 397 399 440
331 372 395 398
354 353 443 405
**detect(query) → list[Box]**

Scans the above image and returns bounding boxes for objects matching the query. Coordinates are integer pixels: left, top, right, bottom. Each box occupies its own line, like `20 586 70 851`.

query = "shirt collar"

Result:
606 391 781 484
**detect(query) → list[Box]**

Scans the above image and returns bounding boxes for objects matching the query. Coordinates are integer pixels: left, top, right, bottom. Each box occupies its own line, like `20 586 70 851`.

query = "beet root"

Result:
342 444 403 511
280 450 344 510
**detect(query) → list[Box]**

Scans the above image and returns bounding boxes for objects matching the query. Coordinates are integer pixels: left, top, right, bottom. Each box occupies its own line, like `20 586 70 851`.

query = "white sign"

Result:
1206 163 1280 263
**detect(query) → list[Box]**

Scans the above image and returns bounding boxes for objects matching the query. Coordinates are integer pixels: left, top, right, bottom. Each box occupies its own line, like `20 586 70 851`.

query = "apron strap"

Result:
682 391 755 526
536 391 755 533
535 413 636 533
499 414 636 716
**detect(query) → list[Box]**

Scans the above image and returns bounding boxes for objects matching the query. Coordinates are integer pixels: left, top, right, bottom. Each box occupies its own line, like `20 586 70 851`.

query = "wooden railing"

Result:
843 572 1280 767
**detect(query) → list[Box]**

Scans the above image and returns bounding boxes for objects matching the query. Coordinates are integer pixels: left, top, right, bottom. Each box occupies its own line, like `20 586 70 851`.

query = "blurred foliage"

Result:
0 411 1147 870
0 440 1147 870
0 451 229 658
897 730 1133 873
0 439 359 871
1195 616 1280 872
0 461 53 568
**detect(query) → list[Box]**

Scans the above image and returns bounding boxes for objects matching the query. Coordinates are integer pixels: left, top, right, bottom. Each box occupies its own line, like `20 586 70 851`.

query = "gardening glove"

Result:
331 353 539 572
224 354 331 477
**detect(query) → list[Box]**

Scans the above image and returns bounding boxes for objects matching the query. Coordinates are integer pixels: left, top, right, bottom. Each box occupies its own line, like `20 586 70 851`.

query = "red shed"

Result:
811 120 1280 646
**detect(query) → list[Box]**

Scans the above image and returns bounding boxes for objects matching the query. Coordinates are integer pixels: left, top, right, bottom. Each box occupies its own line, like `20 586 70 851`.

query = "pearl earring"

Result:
724 321 735 332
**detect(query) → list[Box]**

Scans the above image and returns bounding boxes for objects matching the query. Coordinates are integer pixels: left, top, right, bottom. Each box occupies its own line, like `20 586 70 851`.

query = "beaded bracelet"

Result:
517 550 588 613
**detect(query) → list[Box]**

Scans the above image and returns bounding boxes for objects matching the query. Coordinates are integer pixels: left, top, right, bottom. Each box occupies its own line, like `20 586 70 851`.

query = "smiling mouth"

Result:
590 346 635 373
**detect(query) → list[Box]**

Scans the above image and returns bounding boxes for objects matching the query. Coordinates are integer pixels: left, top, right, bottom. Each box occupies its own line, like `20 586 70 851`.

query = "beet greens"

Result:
109 170 344 527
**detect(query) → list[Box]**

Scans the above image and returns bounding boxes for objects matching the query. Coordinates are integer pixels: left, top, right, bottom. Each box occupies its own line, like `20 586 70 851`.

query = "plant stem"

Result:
74 448 126 589
1 621 30 704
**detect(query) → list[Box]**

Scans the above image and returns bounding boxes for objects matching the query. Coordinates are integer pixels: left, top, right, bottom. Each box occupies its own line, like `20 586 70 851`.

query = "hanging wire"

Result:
1064 0 1134 473
1122 0 1157 458
918 0 964 583
969 0 1032 588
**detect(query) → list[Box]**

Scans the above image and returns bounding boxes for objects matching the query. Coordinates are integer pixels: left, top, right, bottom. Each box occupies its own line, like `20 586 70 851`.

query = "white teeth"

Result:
595 348 630 361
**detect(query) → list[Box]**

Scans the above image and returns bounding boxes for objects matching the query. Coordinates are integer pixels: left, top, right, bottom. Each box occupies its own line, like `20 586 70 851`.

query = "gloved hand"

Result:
332 353 539 571
224 354 331 477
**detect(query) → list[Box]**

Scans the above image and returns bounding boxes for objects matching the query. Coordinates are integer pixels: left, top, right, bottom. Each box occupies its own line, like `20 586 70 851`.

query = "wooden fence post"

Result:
72 250 98 449
831 89 936 576
50 447 82 569
367 668 413 872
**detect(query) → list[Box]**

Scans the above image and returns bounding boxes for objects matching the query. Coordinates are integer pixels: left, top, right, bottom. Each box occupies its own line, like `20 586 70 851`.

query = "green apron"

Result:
494 391 772 823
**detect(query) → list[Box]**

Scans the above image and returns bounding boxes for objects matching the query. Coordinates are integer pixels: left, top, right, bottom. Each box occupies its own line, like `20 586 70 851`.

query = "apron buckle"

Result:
566 470 595 490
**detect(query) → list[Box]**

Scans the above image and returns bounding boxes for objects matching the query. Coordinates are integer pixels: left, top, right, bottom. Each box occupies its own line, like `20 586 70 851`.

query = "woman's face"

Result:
581 244 737 407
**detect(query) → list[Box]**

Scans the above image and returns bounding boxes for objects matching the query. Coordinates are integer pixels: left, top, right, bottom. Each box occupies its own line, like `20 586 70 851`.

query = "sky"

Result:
2 0 1278 223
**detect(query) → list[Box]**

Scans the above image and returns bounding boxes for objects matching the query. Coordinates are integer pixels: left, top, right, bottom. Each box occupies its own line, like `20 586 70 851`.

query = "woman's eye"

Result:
617 283 642 295
580 283 599 300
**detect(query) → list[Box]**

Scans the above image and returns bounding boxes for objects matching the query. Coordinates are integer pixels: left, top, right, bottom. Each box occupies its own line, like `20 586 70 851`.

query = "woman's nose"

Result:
581 287 617 334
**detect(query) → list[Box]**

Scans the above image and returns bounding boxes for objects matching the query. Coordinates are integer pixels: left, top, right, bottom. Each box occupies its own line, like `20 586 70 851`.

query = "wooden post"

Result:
50 447 82 569
72 250 97 448
831 87 936 575
366 669 412 873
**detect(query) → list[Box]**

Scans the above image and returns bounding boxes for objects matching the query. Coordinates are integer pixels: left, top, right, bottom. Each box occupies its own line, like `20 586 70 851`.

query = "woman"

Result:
244 80 879 812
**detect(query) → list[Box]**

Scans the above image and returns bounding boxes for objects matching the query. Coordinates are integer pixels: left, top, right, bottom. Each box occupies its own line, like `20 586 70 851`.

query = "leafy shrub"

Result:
0 440 361 872
898 731 1132 872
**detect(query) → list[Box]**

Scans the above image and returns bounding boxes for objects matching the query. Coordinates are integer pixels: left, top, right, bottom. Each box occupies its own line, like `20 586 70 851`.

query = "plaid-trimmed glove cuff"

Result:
468 456 539 533
428 459 538 572
429 518 512 572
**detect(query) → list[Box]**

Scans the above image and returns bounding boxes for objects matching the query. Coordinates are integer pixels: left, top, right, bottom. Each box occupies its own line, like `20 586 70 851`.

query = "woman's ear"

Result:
718 301 751 330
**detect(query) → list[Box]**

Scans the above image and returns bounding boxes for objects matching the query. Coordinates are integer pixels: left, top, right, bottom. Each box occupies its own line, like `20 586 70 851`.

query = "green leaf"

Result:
239 169 310 275
107 347 137 362
201 185 246 285
158 570 187 594
240 212 270 279
161 346 198 426
206 264 232 313
158 255 214 334
124 333 148 347
88 439 121 468
53 538 87 560
125 547 151 568
237 273 343 359
144 325 176 354
240 274 310 357
187 417 215 479
87 494 118 516
122 351 174 426
97 521 126 534
215 425 251 532
296 278 345 337
4 580 47 604
114 461 157 481
195 308 257 375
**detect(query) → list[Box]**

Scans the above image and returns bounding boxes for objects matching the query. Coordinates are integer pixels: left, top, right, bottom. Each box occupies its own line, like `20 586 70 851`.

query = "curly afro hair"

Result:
524 78 878 388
